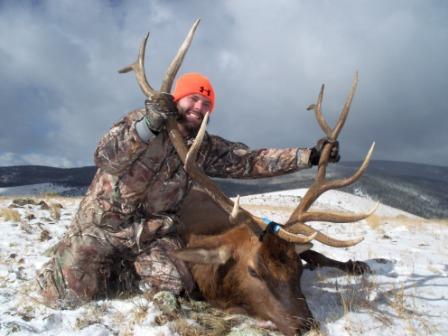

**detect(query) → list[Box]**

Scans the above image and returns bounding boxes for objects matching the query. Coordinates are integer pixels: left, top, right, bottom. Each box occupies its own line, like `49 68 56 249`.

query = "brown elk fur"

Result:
174 189 369 335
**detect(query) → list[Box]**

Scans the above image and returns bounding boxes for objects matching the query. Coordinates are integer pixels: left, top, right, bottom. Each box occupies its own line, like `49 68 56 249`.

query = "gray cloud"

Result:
0 0 447 167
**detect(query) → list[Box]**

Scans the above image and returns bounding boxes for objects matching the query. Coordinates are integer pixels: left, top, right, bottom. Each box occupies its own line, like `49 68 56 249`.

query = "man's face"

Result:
176 94 212 132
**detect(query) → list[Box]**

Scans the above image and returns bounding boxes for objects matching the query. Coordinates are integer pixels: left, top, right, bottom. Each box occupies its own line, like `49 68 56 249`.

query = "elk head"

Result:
120 19 377 336
174 217 317 335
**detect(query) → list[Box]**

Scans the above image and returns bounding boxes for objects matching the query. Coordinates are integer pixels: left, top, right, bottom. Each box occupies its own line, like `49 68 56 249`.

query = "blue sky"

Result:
1 0 447 167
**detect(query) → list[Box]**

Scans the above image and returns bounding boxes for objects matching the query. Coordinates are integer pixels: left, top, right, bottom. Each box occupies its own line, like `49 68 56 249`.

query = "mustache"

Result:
177 111 210 130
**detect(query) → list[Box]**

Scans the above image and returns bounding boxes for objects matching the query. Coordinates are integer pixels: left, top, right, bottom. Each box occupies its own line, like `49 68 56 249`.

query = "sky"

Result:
0 0 447 168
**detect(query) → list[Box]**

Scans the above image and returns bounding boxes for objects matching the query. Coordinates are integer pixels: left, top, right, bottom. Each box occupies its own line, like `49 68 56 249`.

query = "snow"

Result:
0 189 447 335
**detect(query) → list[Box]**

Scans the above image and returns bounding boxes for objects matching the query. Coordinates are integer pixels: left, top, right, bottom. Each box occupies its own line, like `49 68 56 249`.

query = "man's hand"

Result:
309 138 340 166
144 93 178 133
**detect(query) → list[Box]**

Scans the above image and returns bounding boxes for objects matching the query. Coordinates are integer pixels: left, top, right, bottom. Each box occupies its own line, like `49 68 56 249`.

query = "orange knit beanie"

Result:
172 73 215 112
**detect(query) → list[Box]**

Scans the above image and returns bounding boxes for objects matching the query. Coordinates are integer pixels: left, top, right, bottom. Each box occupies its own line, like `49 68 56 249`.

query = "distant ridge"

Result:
1 161 447 219
0 165 96 187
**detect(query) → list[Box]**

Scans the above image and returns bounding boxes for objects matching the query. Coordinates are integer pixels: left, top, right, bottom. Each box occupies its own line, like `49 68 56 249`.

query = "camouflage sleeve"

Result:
94 109 148 175
203 134 312 178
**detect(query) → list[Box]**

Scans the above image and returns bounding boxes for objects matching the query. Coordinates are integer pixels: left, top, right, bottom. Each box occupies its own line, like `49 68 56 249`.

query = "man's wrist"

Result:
135 116 157 144
297 148 313 168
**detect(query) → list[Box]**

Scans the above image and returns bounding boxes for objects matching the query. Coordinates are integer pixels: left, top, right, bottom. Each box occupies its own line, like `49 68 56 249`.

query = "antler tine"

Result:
230 194 317 243
287 202 378 247
118 19 200 98
175 114 317 244
230 195 242 224
294 72 363 209
120 21 328 245
282 73 375 248
288 222 364 247
306 71 358 148
322 141 375 191
160 19 201 93
331 70 358 140
185 111 209 171
118 33 156 98
313 72 358 181
308 84 332 136
293 201 379 223
283 142 375 247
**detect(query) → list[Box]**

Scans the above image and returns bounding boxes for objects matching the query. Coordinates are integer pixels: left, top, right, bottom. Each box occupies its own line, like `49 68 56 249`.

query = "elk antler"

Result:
120 21 375 247
284 72 379 247
119 20 316 244
182 112 317 244
118 19 200 97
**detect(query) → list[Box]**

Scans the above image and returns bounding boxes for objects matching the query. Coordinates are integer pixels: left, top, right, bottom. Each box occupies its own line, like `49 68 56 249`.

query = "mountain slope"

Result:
1 161 447 218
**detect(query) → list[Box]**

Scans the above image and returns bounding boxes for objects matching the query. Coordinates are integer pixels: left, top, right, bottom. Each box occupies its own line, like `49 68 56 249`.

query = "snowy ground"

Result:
0 185 447 335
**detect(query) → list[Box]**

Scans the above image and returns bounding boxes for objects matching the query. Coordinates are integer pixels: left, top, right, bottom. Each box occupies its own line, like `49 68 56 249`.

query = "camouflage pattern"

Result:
37 108 312 308
135 235 196 295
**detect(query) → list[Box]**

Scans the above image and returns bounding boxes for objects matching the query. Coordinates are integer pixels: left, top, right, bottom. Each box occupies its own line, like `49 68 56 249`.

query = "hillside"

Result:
1 161 447 219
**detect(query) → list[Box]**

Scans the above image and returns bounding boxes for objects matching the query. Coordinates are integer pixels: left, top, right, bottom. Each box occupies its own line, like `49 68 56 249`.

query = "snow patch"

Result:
0 189 446 335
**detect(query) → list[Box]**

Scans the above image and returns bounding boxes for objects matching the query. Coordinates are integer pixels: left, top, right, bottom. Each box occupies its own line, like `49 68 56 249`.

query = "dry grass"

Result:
305 329 325 336
332 272 438 335
172 319 203 336
388 283 438 335
42 195 82 203
74 302 110 330
135 294 246 336
171 314 233 336
0 208 21 222
49 204 61 221
365 214 448 233
432 218 448 226
111 310 126 325
39 229 52 241
365 214 383 231
40 192 60 198
131 298 151 323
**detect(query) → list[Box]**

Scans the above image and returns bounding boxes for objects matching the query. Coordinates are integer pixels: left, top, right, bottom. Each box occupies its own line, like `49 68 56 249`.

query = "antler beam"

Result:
284 73 377 247
119 20 376 247
119 20 317 244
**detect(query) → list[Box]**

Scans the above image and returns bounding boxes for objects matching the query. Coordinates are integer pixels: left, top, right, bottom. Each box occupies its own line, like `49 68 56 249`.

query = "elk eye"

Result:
248 267 260 279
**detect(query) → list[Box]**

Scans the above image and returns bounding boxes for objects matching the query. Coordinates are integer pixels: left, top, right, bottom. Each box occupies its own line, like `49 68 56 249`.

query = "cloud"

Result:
0 0 447 167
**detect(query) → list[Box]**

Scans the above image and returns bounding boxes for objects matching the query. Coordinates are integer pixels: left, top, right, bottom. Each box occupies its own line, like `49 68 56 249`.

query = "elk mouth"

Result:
263 294 316 336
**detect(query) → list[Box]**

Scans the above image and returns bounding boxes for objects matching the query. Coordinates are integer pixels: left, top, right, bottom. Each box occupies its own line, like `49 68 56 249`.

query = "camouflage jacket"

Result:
71 108 311 235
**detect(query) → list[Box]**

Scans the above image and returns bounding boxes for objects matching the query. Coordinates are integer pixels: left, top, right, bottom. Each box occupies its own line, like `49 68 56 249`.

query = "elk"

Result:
120 19 377 336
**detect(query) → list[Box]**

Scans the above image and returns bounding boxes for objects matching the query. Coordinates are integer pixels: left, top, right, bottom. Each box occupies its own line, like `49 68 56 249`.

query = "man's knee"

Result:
135 236 190 295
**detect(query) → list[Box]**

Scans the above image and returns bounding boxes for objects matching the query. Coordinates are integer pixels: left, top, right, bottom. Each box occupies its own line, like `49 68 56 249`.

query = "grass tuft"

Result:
0 208 21 222
131 298 151 323
49 204 61 221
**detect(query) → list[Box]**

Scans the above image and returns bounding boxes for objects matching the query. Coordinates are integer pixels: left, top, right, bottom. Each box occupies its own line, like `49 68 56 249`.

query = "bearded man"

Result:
36 72 339 308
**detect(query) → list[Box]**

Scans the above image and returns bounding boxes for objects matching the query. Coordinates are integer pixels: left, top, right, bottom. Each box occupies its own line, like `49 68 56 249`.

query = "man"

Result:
36 72 339 308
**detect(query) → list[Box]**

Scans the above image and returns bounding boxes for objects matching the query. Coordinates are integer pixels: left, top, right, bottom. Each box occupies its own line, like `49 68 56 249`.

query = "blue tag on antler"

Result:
259 217 281 241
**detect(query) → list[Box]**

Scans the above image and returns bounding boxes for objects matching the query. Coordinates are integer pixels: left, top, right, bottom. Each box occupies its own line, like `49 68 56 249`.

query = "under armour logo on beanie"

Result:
199 86 211 96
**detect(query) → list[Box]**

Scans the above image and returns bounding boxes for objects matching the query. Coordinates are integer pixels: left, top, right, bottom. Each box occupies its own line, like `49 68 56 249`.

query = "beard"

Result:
177 108 209 136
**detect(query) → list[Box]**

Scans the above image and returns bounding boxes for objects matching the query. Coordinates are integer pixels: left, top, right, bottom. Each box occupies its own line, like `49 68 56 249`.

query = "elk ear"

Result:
294 243 313 255
172 245 232 265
